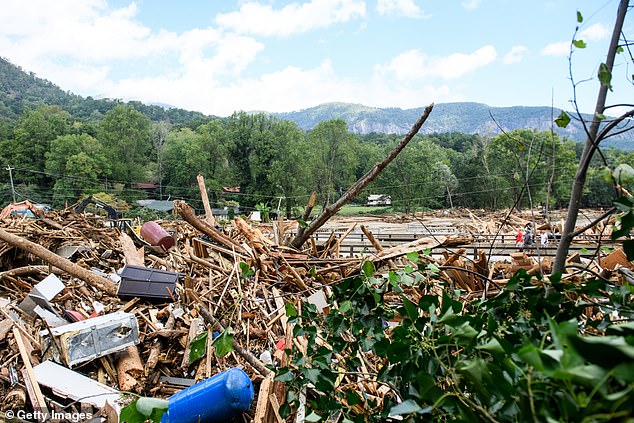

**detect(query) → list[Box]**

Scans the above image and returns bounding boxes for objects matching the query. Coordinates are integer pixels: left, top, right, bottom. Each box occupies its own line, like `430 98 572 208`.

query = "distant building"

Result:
366 194 392 206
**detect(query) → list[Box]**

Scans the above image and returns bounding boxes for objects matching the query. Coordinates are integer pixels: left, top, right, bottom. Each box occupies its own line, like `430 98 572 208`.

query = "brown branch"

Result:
290 103 434 249
0 228 117 295
174 200 247 254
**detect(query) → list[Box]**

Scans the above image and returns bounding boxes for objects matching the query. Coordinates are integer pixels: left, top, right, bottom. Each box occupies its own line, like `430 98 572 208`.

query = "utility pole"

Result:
6 166 16 203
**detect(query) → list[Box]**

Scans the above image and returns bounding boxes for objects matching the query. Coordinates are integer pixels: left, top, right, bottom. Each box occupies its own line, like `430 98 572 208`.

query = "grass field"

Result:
304 204 394 216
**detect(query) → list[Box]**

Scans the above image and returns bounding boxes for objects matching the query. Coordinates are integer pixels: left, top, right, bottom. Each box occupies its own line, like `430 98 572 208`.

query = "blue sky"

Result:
0 0 630 117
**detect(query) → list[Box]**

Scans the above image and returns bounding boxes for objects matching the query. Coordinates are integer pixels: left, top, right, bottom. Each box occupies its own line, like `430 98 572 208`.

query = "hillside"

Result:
0 57 632 149
0 57 208 125
274 102 632 149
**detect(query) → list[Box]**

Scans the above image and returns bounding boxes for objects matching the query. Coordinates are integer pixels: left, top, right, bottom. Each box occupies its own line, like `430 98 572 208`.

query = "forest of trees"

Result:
0 102 632 217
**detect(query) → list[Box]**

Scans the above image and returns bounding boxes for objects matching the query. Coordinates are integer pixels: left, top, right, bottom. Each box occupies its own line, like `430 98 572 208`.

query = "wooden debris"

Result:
116 346 144 392
197 174 216 227
13 327 49 416
0 202 624 421
601 247 631 270
0 228 117 295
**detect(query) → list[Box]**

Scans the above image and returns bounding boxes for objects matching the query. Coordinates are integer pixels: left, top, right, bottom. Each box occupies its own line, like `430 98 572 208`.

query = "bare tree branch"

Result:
290 103 434 249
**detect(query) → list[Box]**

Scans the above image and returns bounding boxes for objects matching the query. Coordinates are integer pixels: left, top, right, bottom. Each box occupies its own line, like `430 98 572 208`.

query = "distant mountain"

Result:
274 102 633 150
1 56 632 149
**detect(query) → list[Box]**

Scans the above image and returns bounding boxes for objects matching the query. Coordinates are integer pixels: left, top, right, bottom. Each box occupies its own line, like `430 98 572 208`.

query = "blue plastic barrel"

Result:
160 368 254 423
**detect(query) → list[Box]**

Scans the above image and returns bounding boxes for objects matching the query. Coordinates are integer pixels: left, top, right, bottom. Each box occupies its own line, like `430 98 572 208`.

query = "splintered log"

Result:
290 103 434 249
116 345 144 393
197 174 216 227
120 232 144 266
294 192 318 245
174 200 246 254
0 228 117 296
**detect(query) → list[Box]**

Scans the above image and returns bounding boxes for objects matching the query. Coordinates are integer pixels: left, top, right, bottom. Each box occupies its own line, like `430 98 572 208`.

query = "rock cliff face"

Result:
274 102 632 149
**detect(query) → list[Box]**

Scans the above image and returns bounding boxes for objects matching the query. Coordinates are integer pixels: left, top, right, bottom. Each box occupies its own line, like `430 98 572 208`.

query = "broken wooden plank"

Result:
13 327 49 416
371 236 446 262
254 376 274 423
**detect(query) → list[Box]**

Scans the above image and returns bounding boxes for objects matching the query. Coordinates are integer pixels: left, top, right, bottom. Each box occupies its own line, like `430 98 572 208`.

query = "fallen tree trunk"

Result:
174 200 247 254
290 103 434 249
0 228 118 295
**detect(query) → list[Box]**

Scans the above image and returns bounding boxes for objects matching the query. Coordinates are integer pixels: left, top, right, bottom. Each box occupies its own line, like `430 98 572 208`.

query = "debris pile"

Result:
0 202 629 422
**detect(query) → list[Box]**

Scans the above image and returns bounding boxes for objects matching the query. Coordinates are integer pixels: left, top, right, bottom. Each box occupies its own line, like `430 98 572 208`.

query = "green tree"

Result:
99 104 151 185
188 119 232 205
265 120 306 218
304 119 358 208
7 105 71 189
486 129 576 210
45 133 109 206
152 120 171 199
377 138 454 213
162 128 200 201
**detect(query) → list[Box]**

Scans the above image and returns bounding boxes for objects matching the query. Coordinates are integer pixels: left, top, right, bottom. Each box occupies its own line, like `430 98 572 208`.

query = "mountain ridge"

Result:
1 56 631 149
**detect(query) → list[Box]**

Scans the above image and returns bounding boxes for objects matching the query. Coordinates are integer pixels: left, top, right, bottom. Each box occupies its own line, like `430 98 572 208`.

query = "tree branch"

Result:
290 103 434 249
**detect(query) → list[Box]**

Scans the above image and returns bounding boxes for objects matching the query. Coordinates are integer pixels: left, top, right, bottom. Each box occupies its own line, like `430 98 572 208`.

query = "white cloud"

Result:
375 45 496 81
0 0 268 108
541 41 569 57
503 46 528 64
215 0 366 37
102 57 458 116
540 23 609 57
579 23 609 41
376 0 426 18
461 0 481 10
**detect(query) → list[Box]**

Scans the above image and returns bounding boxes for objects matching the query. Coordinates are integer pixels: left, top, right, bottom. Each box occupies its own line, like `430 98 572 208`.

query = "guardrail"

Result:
308 231 619 259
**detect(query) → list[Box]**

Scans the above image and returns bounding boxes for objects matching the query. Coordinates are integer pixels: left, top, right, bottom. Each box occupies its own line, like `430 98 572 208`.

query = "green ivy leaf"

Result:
595 113 605 120
426 262 440 274
573 39 587 49
406 251 419 262
120 398 168 423
401 297 419 321
569 335 634 369
476 337 505 359
362 260 375 277
188 330 209 363
304 412 322 422
577 10 583 23
297 219 308 228
212 327 234 357
599 166 614 183
285 302 297 317
275 368 295 383
598 62 613 90
239 261 255 279
345 390 363 406
555 111 571 128
613 211 634 238
338 300 352 314
389 399 422 416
